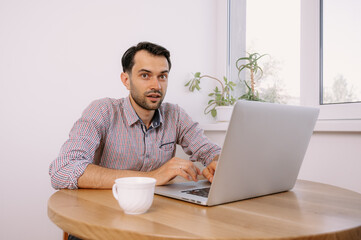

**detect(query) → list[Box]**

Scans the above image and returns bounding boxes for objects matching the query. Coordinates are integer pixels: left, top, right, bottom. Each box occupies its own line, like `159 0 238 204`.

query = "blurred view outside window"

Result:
322 0 361 104
245 0 300 105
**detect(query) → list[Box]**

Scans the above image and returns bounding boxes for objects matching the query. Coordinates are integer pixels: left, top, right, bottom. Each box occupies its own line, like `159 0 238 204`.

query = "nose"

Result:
149 77 161 90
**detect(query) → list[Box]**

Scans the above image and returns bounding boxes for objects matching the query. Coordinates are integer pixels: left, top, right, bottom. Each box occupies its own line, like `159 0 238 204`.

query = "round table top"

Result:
48 180 361 240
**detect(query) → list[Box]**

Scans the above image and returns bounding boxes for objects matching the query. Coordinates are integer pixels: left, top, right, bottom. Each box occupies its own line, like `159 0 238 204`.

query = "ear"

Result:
120 72 131 90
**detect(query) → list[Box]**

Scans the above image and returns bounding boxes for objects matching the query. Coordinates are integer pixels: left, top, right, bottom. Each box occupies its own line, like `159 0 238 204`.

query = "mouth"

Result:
146 93 162 102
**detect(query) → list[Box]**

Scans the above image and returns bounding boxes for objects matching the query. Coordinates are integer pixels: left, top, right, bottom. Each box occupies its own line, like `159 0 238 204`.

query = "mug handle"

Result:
112 183 118 200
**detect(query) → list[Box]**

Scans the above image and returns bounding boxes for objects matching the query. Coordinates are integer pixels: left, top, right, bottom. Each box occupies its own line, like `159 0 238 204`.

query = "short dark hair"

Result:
121 41 171 73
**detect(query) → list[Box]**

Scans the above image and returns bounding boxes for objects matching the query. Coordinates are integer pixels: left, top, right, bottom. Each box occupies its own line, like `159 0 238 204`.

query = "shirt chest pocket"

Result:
154 141 176 169
159 141 175 152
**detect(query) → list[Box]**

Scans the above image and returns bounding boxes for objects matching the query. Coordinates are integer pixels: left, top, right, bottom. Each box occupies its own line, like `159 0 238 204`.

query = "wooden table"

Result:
48 180 361 240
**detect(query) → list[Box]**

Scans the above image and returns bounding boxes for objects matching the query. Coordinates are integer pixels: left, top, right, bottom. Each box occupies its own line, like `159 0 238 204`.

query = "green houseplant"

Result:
185 52 267 119
185 72 237 118
236 52 267 101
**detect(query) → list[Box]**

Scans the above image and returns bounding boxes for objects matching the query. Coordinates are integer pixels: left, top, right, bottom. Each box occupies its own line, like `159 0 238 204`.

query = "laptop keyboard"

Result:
181 187 210 198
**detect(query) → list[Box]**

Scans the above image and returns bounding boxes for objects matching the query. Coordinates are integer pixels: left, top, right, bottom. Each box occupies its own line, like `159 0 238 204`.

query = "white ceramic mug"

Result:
112 177 156 215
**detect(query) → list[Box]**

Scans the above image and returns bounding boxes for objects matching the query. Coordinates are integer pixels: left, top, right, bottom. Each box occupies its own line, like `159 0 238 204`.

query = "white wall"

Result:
0 0 223 239
299 132 361 194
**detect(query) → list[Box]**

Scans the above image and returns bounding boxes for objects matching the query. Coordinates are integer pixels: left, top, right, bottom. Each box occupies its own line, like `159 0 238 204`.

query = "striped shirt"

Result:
49 97 221 189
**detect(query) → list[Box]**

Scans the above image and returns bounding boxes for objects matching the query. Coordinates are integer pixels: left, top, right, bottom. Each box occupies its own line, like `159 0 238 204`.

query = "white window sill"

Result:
199 123 228 132
200 120 361 133
314 119 361 133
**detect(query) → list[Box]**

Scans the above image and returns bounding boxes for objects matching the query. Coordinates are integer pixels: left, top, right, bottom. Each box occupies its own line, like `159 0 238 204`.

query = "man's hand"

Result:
202 160 218 183
150 157 201 185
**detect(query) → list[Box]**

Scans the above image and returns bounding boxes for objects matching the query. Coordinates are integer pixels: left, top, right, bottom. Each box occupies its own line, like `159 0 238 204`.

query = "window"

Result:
229 0 361 131
321 0 361 104
228 0 300 105
301 0 361 131
247 0 300 105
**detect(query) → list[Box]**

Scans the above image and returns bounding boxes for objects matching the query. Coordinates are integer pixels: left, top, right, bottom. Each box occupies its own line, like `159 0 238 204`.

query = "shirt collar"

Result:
123 96 140 126
123 96 164 128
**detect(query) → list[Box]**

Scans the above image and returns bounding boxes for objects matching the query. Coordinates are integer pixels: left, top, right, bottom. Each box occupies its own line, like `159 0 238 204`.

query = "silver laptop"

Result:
155 100 319 206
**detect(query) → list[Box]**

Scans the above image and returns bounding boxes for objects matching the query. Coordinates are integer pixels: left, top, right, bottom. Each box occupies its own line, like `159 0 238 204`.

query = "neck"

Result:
129 96 155 128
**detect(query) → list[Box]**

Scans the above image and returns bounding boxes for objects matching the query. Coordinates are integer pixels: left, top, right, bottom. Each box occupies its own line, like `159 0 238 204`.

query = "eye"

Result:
159 74 168 80
141 73 149 79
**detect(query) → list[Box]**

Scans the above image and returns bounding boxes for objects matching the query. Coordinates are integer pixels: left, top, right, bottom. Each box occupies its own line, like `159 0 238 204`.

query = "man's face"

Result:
123 50 169 111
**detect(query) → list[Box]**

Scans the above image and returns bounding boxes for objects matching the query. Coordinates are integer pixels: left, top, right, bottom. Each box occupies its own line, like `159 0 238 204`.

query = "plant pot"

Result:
215 106 234 122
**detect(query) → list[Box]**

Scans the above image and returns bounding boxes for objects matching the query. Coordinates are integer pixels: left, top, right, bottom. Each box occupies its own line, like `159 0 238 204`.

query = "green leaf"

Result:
240 94 248 100
211 109 217 118
194 72 201 78
236 57 250 62
255 54 267 61
244 80 251 90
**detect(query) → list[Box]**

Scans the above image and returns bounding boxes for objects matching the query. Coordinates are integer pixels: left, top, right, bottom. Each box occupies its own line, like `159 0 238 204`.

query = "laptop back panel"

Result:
207 101 319 206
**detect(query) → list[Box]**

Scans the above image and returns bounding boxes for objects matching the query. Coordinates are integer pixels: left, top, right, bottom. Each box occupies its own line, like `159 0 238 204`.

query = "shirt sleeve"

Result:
176 106 221 166
49 99 110 189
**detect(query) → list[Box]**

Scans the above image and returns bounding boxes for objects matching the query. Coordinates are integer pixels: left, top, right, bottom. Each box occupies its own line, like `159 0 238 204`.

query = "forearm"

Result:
77 164 152 189
177 112 221 165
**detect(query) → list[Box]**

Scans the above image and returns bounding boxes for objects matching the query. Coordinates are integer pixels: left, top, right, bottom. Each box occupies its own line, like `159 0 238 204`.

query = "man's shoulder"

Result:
159 102 180 114
159 102 193 123
82 98 128 119
89 97 125 110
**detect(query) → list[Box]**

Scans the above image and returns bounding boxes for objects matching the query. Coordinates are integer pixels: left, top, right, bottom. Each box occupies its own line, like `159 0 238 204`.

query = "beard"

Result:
129 80 165 110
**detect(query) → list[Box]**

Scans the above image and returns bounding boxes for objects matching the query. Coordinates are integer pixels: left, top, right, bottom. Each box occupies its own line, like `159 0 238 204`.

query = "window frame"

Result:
226 0 246 87
300 0 361 131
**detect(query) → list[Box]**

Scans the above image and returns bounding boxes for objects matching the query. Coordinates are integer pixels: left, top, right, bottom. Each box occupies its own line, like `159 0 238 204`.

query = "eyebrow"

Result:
138 69 169 74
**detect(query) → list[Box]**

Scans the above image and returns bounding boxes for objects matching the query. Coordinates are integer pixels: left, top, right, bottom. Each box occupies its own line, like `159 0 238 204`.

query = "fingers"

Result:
171 158 201 182
177 161 200 182
177 167 192 181
202 160 218 183
202 167 213 183
152 158 201 185
196 167 202 175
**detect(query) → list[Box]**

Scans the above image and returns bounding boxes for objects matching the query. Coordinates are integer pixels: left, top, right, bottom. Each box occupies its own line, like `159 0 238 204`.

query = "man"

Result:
49 42 221 190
